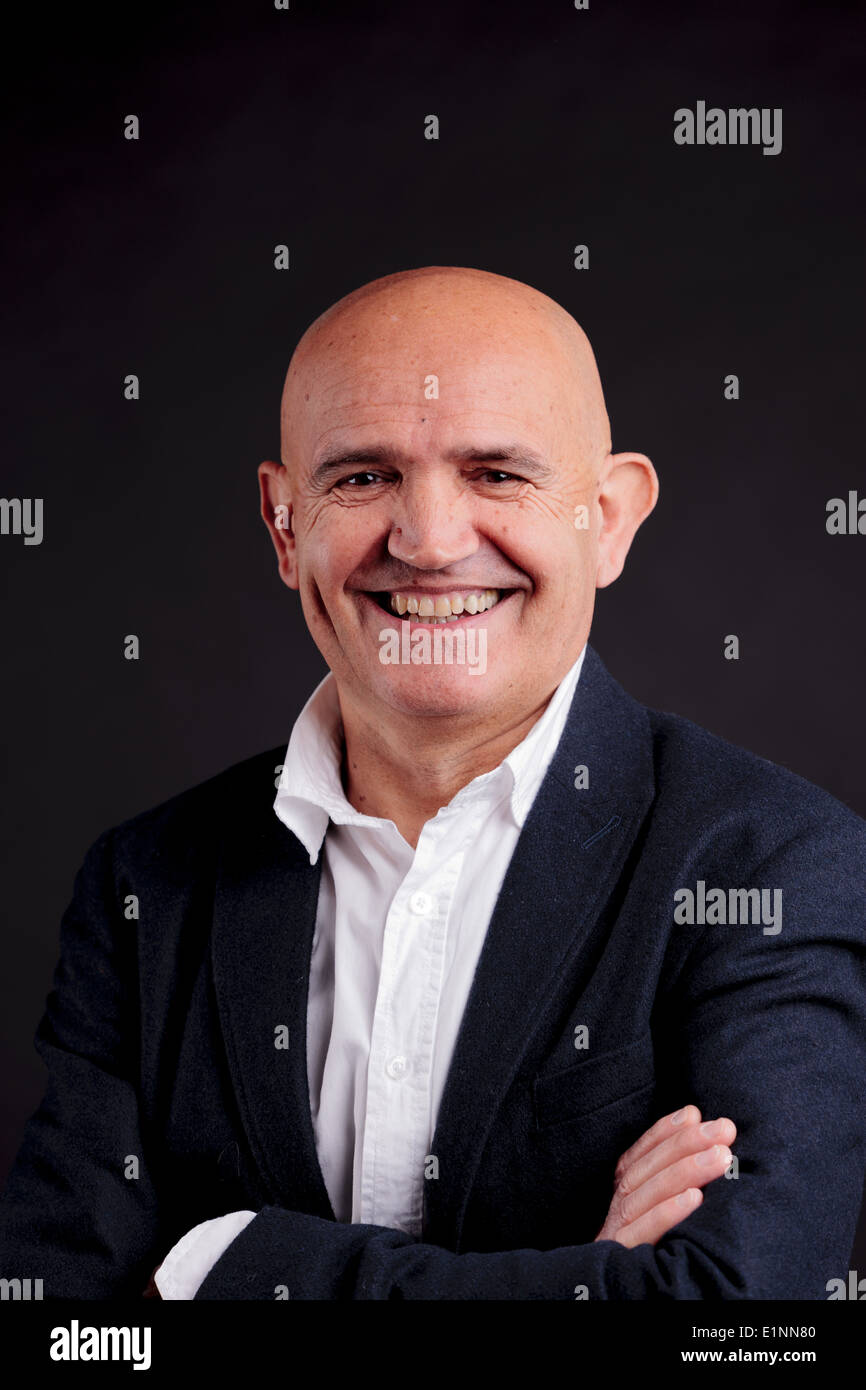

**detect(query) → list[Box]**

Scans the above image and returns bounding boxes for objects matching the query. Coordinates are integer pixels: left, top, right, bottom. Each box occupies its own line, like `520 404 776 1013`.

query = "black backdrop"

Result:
2 0 865 1270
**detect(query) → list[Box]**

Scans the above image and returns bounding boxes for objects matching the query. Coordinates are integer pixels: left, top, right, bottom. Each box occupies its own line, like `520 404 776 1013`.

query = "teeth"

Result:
388 588 501 621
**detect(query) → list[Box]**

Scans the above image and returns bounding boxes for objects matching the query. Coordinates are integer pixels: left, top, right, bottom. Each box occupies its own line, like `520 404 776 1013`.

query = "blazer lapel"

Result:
211 786 336 1219
423 645 656 1249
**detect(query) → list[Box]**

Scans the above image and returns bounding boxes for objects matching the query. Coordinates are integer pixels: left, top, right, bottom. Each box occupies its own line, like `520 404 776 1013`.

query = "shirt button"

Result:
386 1055 409 1080
409 891 434 916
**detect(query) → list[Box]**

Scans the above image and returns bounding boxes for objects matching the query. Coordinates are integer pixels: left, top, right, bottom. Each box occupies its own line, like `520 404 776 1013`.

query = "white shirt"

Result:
156 645 586 1297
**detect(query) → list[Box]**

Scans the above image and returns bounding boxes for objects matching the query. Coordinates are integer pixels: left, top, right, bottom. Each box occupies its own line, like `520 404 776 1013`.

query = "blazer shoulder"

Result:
104 744 287 869
645 704 866 846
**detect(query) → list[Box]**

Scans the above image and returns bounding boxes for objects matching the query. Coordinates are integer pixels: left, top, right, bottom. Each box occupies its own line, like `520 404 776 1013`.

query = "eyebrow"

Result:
310 443 556 487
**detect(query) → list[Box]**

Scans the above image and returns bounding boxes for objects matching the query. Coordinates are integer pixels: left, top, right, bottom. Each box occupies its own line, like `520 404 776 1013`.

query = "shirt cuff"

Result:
155 1210 257 1300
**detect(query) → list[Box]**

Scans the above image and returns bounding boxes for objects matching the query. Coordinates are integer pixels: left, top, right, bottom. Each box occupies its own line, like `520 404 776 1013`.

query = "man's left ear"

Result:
595 451 659 589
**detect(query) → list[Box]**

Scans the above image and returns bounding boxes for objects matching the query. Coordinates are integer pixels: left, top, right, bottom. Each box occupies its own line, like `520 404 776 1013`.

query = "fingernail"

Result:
672 1107 688 1125
700 1119 726 1139
695 1145 722 1166
677 1188 698 1206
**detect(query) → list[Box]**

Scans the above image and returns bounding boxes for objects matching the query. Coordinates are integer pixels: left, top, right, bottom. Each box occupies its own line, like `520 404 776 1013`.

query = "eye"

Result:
477 469 523 484
338 471 388 488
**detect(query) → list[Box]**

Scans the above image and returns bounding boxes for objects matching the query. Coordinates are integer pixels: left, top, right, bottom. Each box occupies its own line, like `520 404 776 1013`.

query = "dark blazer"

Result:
2 645 865 1299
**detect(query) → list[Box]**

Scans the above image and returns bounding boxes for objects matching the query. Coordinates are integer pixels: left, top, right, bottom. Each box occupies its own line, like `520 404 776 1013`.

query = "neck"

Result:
336 688 558 849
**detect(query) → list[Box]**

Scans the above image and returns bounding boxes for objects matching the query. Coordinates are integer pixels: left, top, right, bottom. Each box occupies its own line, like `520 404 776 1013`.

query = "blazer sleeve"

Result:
194 818 866 1300
0 829 166 1298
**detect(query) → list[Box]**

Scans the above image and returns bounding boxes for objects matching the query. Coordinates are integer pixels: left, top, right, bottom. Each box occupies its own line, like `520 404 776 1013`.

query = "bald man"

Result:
2 268 865 1302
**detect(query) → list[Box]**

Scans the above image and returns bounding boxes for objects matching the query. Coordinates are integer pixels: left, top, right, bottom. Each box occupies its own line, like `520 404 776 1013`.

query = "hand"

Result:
594 1105 736 1248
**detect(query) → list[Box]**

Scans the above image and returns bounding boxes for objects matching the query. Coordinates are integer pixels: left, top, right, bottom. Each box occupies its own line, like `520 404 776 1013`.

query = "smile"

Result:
364 588 513 624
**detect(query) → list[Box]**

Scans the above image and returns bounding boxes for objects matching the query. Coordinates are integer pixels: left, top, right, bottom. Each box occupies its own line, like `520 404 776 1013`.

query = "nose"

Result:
387 475 479 571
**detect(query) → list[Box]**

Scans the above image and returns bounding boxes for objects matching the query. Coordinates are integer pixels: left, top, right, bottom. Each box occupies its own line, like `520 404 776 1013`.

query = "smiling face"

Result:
260 268 657 736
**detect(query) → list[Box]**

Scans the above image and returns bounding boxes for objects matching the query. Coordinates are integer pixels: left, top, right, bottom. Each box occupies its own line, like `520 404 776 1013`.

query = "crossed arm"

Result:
147 1104 736 1297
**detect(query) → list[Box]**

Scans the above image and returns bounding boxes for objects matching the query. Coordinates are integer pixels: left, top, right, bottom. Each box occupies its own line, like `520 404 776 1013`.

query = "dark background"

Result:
2 0 865 1269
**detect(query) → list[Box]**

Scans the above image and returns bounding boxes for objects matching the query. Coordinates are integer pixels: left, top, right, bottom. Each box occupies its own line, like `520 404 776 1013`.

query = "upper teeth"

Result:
389 588 501 621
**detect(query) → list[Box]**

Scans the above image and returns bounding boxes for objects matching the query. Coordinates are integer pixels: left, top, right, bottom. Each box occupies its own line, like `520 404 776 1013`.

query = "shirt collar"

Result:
274 646 587 865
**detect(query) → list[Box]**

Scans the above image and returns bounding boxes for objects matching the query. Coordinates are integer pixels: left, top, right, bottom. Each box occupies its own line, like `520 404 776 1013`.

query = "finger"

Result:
614 1187 704 1249
614 1105 702 1182
619 1117 737 1194
617 1144 733 1229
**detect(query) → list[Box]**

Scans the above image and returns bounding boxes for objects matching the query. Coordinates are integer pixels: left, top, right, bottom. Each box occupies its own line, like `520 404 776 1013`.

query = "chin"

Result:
372 669 496 718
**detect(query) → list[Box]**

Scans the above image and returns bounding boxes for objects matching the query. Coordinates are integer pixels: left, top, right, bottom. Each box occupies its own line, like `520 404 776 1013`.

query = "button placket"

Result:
360 826 465 1230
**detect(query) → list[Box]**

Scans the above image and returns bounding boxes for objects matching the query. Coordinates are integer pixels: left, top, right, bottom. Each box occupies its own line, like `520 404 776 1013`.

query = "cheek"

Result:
532 567 596 629
492 508 585 586
301 512 370 580
494 493 576 552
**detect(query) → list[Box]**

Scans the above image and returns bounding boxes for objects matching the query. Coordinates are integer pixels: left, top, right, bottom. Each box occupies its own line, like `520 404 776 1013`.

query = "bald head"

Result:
280 266 611 478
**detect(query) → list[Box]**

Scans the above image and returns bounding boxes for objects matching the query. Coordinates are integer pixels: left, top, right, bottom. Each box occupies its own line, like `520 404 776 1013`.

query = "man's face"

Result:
270 284 611 728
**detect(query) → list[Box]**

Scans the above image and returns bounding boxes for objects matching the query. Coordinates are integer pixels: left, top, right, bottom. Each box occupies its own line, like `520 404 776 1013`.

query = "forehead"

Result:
286 315 579 463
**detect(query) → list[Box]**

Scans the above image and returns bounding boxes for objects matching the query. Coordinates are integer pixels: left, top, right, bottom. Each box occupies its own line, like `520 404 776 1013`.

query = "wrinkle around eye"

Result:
322 472 548 513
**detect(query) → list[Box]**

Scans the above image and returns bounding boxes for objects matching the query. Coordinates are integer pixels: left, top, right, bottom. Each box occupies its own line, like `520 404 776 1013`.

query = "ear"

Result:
595 451 659 589
258 459 299 590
